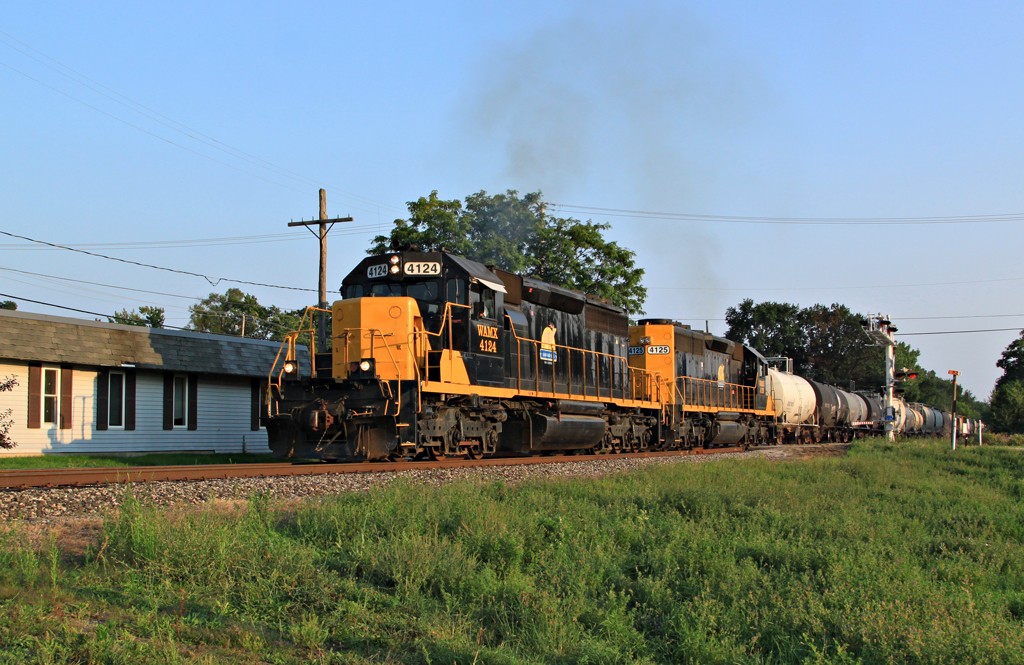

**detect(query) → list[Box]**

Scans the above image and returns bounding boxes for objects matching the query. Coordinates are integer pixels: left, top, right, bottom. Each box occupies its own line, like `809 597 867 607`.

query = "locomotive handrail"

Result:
501 319 662 405
265 306 329 416
336 327 406 419
673 375 759 412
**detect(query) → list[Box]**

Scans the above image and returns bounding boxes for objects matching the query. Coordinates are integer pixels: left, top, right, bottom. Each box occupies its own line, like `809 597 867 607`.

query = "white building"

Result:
0 310 297 456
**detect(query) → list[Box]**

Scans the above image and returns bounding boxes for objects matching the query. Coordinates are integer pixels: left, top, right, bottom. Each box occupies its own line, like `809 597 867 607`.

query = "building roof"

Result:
0 310 306 378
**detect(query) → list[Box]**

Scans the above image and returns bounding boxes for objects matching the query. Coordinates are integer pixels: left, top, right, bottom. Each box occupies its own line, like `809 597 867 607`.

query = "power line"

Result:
0 229 316 292
647 275 1024 292
0 292 147 322
896 313 1024 320
551 203 1024 226
0 266 202 301
0 226 379 251
0 292 306 338
897 328 1022 336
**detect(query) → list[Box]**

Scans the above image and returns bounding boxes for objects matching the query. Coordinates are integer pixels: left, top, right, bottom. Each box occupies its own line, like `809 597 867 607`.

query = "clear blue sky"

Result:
3 1 1022 399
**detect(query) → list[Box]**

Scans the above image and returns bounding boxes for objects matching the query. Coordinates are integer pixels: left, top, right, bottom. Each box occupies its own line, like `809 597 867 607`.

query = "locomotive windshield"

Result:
343 279 441 302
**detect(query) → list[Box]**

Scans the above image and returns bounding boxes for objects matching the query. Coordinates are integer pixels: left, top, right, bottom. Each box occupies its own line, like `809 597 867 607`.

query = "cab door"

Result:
469 287 505 386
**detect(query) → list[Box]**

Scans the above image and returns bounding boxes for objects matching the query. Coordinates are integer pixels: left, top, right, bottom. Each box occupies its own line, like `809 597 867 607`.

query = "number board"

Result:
628 346 645 356
646 345 671 355
404 262 441 276
475 323 500 354
367 264 389 279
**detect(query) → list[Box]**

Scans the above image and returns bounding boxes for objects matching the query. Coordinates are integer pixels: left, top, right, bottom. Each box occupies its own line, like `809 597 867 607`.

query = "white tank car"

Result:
767 368 816 426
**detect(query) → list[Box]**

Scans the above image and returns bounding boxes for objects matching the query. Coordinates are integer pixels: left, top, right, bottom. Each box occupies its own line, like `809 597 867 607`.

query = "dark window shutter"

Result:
162 373 174 430
125 371 136 431
96 371 109 431
250 379 261 431
27 364 41 429
187 374 198 431
60 367 73 430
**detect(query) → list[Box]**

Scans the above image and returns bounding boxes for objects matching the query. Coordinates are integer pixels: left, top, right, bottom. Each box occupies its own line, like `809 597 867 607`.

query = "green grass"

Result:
0 452 278 470
1 438 1022 663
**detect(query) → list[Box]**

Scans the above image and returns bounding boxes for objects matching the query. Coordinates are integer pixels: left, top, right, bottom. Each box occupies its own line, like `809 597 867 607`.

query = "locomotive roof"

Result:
348 249 625 316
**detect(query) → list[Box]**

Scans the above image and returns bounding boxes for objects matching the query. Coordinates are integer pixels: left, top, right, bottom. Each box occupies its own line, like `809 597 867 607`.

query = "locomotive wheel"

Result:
463 440 482 459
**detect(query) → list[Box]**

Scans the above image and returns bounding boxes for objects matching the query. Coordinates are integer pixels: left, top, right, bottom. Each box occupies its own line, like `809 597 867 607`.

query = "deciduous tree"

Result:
369 190 646 313
110 306 165 328
989 380 1024 433
189 289 302 341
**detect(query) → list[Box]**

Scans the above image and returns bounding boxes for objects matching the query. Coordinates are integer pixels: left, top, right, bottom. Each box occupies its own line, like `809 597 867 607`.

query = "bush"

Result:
0 375 16 449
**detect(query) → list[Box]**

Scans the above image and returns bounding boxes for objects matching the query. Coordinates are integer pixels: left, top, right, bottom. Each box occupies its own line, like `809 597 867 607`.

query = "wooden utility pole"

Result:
288 189 353 352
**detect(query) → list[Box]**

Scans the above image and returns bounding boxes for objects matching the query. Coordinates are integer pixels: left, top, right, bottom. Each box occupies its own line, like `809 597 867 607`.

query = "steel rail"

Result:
0 446 746 490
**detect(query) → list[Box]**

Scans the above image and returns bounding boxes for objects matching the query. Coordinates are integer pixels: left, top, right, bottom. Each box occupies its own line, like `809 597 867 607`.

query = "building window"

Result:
173 375 188 428
108 371 125 428
164 373 197 431
97 369 135 431
42 368 59 425
29 364 72 430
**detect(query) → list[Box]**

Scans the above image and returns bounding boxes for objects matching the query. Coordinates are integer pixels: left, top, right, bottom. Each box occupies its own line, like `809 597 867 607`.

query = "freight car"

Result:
263 249 959 460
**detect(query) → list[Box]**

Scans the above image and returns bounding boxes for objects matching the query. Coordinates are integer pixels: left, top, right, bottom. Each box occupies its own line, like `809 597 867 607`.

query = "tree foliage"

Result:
994 329 1024 390
988 330 1024 432
989 380 1024 433
724 300 806 361
724 298 986 417
0 300 16 311
0 375 17 449
369 190 647 313
188 289 302 341
110 306 165 328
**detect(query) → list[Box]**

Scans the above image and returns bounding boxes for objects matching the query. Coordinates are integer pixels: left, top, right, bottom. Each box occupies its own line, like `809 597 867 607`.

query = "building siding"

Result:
0 362 268 456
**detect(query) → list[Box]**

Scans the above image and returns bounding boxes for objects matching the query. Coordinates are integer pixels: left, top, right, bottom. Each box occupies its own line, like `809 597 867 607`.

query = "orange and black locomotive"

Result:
264 250 667 460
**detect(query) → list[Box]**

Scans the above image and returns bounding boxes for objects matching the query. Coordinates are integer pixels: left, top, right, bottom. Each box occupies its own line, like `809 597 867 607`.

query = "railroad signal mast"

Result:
861 315 899 441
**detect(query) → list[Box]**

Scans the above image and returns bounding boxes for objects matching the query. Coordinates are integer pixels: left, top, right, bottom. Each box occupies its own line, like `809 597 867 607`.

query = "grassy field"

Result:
0 438 1021 663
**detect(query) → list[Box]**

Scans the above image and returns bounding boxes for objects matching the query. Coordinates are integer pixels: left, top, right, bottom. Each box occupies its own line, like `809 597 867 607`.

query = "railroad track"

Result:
0 447 746 490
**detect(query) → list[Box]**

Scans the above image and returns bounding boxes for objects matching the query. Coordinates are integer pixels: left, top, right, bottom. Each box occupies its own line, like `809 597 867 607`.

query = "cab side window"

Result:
446 278 466 304
480 289 496 320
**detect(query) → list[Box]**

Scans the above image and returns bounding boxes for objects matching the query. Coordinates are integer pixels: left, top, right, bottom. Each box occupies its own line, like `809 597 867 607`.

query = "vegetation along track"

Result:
0 443 847 524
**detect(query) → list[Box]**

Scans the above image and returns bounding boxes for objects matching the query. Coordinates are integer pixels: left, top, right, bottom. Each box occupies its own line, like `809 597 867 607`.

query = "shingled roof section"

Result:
0 310 310 378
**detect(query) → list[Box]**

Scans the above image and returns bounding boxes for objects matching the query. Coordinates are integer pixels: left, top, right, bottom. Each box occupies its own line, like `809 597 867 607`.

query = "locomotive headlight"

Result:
389 255 400 265
283 361 297 374
389 264 400 274
359 360 372 372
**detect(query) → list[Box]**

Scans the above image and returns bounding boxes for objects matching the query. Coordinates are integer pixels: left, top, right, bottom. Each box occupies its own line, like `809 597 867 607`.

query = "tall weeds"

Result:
0 439 1021 663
